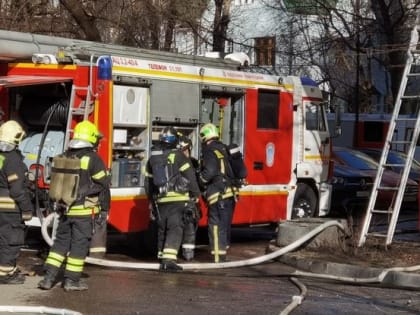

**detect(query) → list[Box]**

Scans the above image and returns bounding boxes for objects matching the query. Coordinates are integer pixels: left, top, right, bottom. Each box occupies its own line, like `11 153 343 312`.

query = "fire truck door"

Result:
303 100 330 180
245 89 293 184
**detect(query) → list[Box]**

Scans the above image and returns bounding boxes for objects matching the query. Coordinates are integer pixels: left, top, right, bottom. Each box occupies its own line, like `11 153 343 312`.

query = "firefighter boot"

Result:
63 278 88 292
0 269 25 285
38 271 57 290
182 248 194 261
214 255 227 263
159 259 183 272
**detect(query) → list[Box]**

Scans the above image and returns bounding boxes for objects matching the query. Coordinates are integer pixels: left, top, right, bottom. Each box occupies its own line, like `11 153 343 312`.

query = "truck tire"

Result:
292 183 317 219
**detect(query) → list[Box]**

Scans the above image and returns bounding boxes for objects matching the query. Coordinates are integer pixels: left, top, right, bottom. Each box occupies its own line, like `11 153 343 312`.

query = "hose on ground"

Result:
84 220 347 270
292 263 420 284
43 212 420 283
0 305 82 315
279 277 307 315
41 212 347 270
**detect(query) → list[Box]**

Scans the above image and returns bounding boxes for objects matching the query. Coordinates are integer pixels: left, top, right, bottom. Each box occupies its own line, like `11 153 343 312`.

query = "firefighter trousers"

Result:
0 212 25 274
181 220 198 260
44 215 92 282
157 202 184 261
208 197 235 262
89 218 107 258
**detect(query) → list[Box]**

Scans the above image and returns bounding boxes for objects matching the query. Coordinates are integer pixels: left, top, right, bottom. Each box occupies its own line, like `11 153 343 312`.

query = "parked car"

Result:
329 162 373 216
359 148 420 183
330 146 418 216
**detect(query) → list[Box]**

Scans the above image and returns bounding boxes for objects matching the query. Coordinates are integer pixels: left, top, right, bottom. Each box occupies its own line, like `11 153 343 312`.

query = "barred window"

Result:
255 37 275 66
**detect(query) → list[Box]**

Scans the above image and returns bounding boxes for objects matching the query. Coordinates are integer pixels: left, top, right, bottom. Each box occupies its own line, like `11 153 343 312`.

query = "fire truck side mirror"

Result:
333 104 342 137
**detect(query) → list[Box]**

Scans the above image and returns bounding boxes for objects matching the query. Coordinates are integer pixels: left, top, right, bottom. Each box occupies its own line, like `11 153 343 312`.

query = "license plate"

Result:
356 191 369 197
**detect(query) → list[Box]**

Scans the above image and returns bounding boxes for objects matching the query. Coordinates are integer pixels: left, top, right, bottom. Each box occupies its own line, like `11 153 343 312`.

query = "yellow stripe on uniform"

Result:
46 251 65 268
80 156 90 170
65 256 85 273
213 225 219 263
7 174 18 182
92 170 106 179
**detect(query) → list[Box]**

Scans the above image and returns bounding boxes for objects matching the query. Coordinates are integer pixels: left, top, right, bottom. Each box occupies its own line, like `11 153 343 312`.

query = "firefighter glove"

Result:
183 201 197 224
183 208 194 224
21 210 33 222
96 211 108 227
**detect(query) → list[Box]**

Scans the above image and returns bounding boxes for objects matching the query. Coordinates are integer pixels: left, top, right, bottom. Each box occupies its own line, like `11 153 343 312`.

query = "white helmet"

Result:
0 120 25 147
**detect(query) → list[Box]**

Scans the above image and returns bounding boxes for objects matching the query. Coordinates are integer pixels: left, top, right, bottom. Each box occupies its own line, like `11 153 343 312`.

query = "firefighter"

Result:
144 127 200 271
178 134 202 261
38 120 110 291
199 123 236 263
0 120 33 284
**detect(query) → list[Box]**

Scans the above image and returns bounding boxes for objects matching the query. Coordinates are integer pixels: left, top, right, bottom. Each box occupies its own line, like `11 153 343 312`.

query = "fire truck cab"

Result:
0 30 332 234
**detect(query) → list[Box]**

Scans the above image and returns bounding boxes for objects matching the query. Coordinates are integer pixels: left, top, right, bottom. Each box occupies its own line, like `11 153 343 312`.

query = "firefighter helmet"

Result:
178 135 192 151
199 123 219 142
69 120 102 148
0 120 26 146
159 126 178 144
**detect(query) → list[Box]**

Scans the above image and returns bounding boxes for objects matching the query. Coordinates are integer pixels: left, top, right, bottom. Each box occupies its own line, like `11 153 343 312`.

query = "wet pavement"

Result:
1 214 420 315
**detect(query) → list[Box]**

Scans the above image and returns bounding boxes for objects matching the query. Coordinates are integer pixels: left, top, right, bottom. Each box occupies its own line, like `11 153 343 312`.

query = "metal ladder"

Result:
63 76 94 149
358 20 420 247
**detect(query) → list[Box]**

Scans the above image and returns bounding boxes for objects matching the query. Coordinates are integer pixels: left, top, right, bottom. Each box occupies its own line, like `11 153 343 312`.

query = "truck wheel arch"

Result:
291 182 318 219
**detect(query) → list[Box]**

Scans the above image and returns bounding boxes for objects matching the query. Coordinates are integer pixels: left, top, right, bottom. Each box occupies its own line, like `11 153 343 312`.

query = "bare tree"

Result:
59 0 101 41
0 0 209 52
213 0 232 53
265 0 420 113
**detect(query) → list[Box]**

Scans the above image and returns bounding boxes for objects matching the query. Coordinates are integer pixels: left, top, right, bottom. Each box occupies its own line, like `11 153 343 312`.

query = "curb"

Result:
270 245 420 290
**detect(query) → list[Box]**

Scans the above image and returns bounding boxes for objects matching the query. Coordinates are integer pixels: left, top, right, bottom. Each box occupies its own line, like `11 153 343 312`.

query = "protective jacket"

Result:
145 145 200 203
0 150 33 213
199 140 235 205
65 148 110 216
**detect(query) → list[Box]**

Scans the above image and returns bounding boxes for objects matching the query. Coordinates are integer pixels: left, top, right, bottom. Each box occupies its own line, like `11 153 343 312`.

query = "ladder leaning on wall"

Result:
358 18 420 247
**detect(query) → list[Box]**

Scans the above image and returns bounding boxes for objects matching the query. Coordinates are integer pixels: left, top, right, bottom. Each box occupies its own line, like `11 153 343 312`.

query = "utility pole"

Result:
354 0 361 147
287 17 294 75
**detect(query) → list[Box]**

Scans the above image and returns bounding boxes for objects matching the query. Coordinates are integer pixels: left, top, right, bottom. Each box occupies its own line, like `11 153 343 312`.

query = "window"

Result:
255 37 275 66
201 88 244 145
234 0 254 5
306 102 326 131
257 90 279 129
363 121 385 142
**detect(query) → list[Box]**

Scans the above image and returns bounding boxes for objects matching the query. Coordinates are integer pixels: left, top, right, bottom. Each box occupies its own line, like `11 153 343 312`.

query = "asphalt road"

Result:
1 221 420 315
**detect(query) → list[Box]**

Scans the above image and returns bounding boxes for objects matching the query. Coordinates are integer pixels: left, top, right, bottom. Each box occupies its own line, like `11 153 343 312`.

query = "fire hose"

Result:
0 305 82 315
42 212 346 270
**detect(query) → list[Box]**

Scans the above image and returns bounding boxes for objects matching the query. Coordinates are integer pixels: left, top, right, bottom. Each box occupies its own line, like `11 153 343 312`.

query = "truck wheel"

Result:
292 183 317 219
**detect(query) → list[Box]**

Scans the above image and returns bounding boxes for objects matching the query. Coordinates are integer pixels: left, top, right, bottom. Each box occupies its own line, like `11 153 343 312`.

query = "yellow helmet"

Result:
199 123 219 142
0 120 25 146
72 120 102 145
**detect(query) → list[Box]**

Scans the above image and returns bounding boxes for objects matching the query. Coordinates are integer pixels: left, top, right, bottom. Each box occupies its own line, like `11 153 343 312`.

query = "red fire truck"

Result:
0 29 333 235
